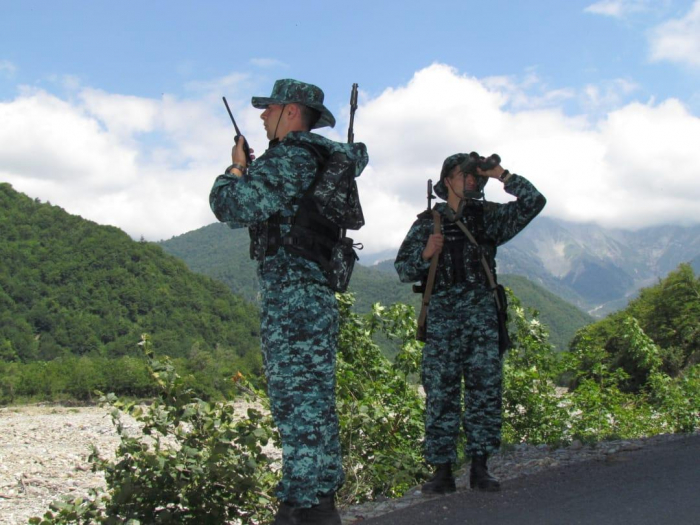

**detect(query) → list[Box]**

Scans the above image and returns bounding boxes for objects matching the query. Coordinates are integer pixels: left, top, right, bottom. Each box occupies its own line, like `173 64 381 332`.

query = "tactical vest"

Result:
434 200 497 292
248 198 341 271
248 141 345 272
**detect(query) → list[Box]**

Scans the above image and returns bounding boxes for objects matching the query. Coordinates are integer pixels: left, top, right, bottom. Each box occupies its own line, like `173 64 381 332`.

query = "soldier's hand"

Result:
231 137 254 167
477 164 505 179
422 233 444 261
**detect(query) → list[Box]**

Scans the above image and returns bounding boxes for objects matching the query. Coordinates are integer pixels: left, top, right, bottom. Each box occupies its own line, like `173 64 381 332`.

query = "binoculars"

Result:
461 152 501 175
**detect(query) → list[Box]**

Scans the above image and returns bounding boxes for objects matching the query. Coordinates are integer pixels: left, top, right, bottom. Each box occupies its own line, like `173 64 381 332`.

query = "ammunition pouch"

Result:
281 204 339 269
328 236 360 293
249 207 360 293
249 221 279 261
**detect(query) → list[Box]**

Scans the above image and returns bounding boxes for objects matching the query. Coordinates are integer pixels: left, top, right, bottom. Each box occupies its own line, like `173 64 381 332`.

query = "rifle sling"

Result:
417 210 441 332
453 220 502 311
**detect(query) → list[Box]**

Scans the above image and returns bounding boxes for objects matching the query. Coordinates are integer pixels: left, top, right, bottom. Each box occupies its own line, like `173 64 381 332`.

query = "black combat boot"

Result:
294 495 341 525
469 454 500 491
421 463 456 494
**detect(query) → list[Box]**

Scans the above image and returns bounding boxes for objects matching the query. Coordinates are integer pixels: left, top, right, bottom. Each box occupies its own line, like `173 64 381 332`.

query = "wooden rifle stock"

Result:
416 210 441 342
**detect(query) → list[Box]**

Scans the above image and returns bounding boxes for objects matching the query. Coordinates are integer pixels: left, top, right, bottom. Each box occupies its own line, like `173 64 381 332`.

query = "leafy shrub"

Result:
505 293 699 444
30 335 279 525
502 292 569 445
336 295 426 503
29 288 700 523
31 295 430 523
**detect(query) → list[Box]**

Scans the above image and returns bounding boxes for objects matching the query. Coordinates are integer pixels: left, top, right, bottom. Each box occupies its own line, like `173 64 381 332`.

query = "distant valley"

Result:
366 217 700 318
159 223 593 351
158 215 700 349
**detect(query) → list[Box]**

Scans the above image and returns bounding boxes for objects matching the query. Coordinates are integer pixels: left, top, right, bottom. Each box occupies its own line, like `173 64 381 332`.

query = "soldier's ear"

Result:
287 103 301 120
444 176 453 194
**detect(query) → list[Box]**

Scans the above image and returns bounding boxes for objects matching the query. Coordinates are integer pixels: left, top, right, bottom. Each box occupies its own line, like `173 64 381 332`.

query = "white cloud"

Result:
581 78 640 113
352 64 700 254
79 89 160 138
0 78 269 241
483 73 576 110
649 0 700 68
0 60 17 78
2 64 700 257
584 0 653 18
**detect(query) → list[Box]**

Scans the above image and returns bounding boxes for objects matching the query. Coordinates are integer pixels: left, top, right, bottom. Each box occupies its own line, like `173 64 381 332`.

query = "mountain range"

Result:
365 217 700 318
493 217 700 316
159 223 593 351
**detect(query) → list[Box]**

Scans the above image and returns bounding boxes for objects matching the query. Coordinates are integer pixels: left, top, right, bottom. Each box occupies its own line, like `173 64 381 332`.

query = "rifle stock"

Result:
416 210 441 342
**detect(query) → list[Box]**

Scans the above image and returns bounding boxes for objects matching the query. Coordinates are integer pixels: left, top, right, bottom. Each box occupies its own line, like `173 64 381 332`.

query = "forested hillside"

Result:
0 184 262 401
571 263 700 387
161 223 593 350
158 220 260 304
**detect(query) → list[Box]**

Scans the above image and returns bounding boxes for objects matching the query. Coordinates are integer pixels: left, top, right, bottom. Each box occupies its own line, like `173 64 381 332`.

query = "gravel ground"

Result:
0 404 695 524
0 405 136 524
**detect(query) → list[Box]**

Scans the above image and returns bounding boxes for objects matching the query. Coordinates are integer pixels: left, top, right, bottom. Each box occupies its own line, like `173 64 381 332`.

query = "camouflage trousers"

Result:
422 286 503 464
260 277 344 507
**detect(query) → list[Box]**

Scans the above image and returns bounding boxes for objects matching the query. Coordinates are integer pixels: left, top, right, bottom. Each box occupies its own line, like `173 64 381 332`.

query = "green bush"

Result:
336 295 426 503
29 289 700 523
31 295 431 523
31 335 279 525
502 292 569 445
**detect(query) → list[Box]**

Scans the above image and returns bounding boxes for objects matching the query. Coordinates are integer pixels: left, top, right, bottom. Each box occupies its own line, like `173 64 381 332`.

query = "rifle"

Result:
427 179 434 211
412 179 436 295
222 97 253 163
348 83 358 144
415 179 441 342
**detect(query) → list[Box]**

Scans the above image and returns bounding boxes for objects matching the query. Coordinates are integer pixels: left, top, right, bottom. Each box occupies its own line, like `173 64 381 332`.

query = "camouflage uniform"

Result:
210 81 367 509
395 168 545 464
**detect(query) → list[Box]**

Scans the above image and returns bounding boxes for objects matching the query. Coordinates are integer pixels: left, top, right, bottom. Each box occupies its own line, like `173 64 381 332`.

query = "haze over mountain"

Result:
159 223 593 351
367 217 700 318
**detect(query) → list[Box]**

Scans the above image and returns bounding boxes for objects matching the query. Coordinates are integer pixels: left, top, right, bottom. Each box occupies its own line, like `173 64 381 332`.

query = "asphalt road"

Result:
363 434 700 525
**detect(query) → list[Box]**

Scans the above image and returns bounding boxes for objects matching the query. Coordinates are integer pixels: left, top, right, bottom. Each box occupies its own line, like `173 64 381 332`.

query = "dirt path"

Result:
360 433 700 525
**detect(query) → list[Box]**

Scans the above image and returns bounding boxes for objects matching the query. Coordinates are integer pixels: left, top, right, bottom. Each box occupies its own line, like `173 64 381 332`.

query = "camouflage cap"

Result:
251 79 336 129
433 153 488 200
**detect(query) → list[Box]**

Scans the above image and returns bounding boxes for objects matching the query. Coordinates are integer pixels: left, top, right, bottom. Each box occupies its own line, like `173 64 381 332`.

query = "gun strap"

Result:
453 220 502 310
417 210 442 332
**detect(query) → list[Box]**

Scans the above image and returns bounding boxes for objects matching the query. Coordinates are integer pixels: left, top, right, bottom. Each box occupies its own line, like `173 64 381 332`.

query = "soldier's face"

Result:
260 104 284 140
447 167 477 198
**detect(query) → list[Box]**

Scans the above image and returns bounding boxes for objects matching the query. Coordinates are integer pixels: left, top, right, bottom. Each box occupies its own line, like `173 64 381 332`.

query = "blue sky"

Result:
2 0 700 257
3 1 698 113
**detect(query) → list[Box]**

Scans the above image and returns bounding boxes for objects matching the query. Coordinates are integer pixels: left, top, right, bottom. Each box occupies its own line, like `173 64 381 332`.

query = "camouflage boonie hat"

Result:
251 79 336 129
433 153 488 200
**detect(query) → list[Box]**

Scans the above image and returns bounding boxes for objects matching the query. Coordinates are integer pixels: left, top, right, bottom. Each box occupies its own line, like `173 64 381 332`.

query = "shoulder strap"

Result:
286 139 327 165
453 220 503 310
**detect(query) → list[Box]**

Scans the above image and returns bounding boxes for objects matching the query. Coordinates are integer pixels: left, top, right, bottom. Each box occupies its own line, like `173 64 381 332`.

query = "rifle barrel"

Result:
427 179 434 211
348 83 358 144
